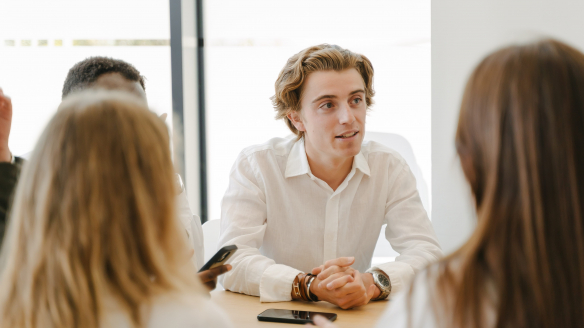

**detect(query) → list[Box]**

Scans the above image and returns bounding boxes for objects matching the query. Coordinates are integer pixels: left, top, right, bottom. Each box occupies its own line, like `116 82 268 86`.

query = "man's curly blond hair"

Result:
271 44 375 138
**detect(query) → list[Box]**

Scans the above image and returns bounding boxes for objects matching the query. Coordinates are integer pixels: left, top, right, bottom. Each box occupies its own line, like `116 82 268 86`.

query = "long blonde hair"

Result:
0 90 203 328
425 39 584 328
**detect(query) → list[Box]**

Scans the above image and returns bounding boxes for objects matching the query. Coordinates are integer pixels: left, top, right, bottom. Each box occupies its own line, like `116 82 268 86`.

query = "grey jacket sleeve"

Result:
0 156 23 244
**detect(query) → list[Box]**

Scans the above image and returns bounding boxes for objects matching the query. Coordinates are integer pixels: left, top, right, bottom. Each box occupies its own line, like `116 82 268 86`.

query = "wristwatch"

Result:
366 269 391 301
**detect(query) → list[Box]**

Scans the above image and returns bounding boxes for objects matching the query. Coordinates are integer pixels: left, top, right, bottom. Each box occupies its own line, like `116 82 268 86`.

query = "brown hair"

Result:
271 44 375 138
425 39 584 328
0 90 203 328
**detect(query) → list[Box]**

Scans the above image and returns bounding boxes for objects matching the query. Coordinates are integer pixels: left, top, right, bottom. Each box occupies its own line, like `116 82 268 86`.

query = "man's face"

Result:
290 68 366 163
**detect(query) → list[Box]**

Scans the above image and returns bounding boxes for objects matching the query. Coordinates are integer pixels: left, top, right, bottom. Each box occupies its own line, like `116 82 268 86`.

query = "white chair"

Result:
364 131 430 265
20 152 32 160
202 218 221 263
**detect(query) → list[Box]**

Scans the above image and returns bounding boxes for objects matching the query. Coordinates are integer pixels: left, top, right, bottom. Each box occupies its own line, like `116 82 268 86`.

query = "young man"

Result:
218 44 442 308
0 57 228 289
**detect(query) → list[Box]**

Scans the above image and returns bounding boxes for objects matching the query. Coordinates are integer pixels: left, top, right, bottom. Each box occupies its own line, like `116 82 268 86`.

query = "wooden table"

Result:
211 289 388 328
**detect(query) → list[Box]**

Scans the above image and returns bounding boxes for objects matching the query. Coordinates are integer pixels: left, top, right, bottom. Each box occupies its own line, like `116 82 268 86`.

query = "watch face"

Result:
378 274 390 287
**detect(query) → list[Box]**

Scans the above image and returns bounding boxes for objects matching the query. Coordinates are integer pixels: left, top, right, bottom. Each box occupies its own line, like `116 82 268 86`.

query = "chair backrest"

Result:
20 151 32 160
202 219 221 263
364 131 430 261
364 131 429 213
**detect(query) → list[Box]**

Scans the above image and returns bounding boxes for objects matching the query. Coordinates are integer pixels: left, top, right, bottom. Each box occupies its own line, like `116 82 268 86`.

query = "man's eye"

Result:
353 98 362 104
321 102 333 109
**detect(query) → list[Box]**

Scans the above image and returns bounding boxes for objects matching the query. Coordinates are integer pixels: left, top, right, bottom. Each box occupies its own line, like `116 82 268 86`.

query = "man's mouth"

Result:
335 131 359 139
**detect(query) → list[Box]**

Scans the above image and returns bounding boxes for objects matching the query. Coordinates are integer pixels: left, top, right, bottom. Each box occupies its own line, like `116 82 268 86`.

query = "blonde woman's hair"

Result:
0 90 203 328
271 44 375 138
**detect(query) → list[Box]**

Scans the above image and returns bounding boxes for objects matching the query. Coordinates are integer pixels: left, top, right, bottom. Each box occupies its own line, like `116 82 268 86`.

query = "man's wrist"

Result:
364 273 381 299
291 273 304 300
366 269 391 301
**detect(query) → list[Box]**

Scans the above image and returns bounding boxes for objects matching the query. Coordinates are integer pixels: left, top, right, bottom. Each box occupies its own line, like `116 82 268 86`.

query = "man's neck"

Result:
305 145 354 192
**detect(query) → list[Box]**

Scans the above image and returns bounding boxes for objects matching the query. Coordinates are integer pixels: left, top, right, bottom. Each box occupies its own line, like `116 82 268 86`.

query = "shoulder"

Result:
146 292 233 328
376 258 466 328
375 266 441 328
239 137 296 159
361 140 408 171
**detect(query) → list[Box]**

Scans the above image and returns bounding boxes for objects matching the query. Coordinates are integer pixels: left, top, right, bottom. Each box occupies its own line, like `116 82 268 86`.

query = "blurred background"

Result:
432 0 584 253
3 0 584 256
0 0 431 228
0 0 174 154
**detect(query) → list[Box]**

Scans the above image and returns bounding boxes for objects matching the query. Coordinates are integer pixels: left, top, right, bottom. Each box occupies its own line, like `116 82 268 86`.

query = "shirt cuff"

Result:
259 264 302 303
372 261 416 297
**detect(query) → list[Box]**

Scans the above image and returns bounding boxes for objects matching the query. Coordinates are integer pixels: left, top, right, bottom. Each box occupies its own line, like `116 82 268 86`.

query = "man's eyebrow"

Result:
311 90 365 104
312 94 336 104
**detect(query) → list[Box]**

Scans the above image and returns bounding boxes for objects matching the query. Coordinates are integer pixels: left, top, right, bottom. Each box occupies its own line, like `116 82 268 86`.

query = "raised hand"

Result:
0 88 13 162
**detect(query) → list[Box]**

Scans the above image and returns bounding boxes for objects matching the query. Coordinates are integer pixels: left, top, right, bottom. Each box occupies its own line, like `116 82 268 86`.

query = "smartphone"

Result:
198 245 237 273
257 309 337 324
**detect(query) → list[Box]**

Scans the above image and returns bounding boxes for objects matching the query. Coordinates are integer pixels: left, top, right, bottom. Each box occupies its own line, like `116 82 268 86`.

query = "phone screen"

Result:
257 309 337 324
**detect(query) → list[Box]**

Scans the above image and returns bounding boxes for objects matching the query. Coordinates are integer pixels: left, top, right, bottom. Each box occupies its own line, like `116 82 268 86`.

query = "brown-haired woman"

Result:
312 38 584 328
379 38 584 328
0 90 232 328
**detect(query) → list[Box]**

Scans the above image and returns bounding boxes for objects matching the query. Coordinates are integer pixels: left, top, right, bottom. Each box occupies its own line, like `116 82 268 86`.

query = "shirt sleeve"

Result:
217 153 301 302
372 161 443 296
0 157 23 244
175 187 204 270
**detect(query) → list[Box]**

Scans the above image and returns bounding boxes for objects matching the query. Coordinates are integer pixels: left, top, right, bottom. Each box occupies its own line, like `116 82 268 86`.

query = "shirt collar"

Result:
285 139 371 178
285 138 311 178
353 150 371 177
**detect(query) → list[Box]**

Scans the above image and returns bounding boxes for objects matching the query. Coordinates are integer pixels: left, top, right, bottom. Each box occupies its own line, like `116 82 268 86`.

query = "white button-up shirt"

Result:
176 188 205 271
218 137 442 302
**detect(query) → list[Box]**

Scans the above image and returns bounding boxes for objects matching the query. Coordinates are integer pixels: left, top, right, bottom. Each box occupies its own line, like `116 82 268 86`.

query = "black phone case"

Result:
198 245 237 272
257 310 337 325
257 316 314 324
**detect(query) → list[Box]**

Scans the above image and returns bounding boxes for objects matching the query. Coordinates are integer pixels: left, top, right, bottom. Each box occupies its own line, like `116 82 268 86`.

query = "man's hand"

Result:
311 256 355 276
198 264 232 290
311 257 381 304
309 266 376 309
0 88 13 162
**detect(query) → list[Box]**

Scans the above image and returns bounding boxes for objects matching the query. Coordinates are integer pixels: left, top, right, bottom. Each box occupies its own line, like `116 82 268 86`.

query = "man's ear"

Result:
287 111 306 132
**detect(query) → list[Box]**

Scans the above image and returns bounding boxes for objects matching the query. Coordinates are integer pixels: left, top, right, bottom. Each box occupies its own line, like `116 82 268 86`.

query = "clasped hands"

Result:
308 257 380 309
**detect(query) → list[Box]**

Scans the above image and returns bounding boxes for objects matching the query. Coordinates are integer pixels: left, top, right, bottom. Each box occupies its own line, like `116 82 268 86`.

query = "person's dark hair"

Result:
61 57 146 99
418 39 584 328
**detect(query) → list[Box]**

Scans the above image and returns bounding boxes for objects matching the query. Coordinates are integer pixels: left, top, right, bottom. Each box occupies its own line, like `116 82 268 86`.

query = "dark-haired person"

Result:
0 88 21 243
61 56 147 100
312 39 584 328
0 57 228 289
217 44 442 309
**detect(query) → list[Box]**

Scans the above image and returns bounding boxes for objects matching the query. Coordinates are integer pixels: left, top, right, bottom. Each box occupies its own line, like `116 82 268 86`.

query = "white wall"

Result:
432 1 584 254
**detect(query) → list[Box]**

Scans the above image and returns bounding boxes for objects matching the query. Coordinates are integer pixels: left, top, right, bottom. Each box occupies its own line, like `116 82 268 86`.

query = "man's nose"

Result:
338 104 356 124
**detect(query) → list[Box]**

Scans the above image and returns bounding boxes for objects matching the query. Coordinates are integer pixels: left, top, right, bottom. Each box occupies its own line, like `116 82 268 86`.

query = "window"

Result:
0 0 172 156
